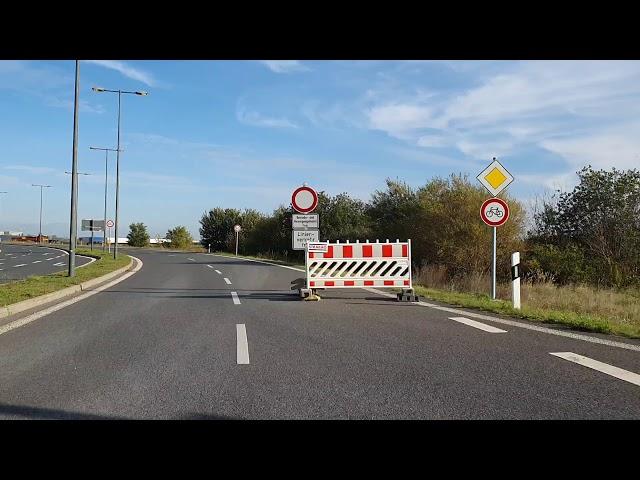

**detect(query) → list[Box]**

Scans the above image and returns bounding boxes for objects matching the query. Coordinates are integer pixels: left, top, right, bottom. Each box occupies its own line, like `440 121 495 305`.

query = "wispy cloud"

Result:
86 60 156 87
236 106 299 129
259 60 310 74
4 165 57 175
363 60 640 175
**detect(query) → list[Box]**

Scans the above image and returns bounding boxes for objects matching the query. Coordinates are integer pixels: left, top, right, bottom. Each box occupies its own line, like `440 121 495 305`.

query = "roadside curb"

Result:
0 256 134 320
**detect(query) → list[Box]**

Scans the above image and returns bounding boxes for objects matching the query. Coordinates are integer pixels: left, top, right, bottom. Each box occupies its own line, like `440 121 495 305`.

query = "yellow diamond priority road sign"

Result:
477 158 514 196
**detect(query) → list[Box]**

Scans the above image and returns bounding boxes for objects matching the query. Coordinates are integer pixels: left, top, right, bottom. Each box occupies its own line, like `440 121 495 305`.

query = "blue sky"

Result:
1 60 639 238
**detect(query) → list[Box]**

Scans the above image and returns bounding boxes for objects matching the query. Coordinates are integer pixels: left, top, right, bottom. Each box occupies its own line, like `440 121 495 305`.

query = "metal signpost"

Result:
477 158 514 300
234 224 241 256
106 219 114 253
291 185 319 251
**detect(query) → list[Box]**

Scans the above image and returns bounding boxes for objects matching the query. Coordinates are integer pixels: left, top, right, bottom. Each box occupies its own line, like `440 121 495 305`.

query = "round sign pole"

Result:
492 226 497 300
234 225 241 256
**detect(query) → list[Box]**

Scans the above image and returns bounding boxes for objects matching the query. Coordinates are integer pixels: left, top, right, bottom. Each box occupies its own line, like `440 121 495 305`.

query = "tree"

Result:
530 166 640 286
199 208 242 251
166 226 193 249
127 222 150 247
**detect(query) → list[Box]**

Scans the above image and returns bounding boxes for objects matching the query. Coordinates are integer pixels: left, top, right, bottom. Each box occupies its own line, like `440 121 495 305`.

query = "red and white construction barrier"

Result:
305 239 412 289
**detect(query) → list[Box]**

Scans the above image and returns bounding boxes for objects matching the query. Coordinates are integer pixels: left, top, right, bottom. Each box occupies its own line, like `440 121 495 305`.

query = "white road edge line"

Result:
207 255 640 353
363 287 640 353
236 324 250 364
231 291 241 305
224 277 232 285
449 316 507 333
550 352 640 387
0 256 143 337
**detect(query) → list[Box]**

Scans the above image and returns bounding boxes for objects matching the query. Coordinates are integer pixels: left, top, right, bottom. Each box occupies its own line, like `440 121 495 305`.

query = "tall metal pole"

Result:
491 226 497 300
68 60 80 276
39 186 43 243
103 149 108 251
114 90 121 260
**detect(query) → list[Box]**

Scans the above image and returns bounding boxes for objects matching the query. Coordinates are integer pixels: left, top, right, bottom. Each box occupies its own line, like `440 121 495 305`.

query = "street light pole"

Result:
90 146 121 251
0 192 7 232
69 59 80 276
32 184 52 244
92 87 148 259
65 171 91 248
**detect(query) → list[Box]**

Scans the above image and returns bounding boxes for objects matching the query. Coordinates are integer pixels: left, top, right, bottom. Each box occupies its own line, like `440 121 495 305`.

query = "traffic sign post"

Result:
234 225 241 256
291 186 318 214
477 157 515 301
106 219 114 253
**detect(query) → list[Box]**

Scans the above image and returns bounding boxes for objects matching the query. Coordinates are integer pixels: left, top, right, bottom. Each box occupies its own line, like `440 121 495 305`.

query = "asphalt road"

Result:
0 248 638 419
0 243 93 284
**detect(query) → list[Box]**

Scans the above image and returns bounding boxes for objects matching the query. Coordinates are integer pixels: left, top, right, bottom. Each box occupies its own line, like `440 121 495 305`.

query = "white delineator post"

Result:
511 251 521 309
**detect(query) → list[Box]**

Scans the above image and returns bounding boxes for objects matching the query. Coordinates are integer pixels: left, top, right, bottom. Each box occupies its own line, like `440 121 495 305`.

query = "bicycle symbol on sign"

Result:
486 206 504 218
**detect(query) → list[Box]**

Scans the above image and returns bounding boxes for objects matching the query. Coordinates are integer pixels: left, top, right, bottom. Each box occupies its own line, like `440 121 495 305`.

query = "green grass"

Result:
0 248 131 307
413 285 640 339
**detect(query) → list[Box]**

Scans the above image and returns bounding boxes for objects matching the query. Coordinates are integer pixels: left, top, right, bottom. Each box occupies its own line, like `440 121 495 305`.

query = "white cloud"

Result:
363 60 640 171
259 60 310 73
86 60 156 87
236 107 299 129
4 165 57 175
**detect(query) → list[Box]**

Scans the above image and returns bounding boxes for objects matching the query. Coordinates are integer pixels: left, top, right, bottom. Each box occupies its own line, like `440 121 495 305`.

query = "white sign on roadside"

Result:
292 229 319 250
292 214 319 229
307 242 329 253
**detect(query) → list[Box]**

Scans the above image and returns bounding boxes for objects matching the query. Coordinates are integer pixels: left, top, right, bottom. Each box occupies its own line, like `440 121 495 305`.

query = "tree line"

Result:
126 166 639 289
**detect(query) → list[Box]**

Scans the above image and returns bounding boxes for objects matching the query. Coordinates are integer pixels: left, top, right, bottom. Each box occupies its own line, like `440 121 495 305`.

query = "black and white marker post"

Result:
511 251 521 309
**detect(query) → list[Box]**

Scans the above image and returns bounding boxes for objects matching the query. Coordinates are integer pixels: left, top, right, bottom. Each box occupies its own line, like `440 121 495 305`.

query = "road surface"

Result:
0 243 93 284
0 248 638 419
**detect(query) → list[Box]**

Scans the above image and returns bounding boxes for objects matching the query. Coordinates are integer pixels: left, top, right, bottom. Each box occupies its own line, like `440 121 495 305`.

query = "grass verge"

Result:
0 248 131 307
413 285 640 339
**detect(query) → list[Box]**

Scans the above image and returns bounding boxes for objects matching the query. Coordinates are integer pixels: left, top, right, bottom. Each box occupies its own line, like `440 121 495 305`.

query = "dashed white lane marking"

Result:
550 352 640 387
14 264 27 268
206 265 214 269
215 270 222 275
236 324 250 364
231 291 241 305
449 316 507 333
224 277 232 285
32 260 42 264
45 257 56 261
187 258 195 262
53 262 65 266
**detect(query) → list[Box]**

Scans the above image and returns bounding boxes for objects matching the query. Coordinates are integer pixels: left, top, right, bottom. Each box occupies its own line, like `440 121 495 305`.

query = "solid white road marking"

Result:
14 264 27 268
550 352 640 387
215 270 222 275
231 291 241 305
236 324 250 364
0 256 143 337
224 277 232 285
449 316 508 333
364 288 640 352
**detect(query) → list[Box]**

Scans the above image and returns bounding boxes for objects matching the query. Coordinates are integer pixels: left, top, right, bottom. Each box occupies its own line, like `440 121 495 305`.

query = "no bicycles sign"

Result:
480 197 509 227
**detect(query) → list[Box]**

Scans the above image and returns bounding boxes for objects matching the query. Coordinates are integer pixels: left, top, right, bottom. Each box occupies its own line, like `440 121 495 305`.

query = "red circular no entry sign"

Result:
480 197 510 227
291 186 318 213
